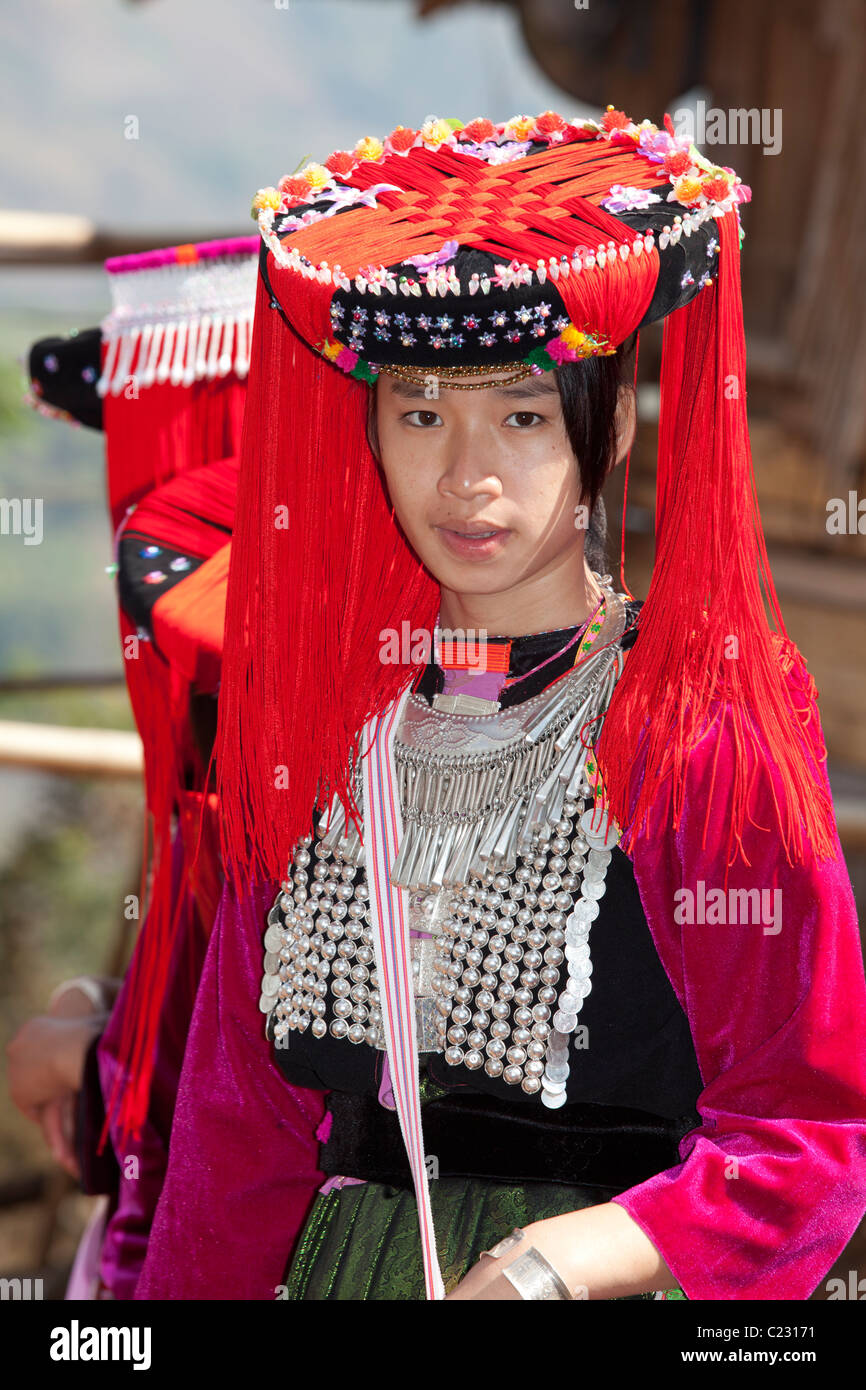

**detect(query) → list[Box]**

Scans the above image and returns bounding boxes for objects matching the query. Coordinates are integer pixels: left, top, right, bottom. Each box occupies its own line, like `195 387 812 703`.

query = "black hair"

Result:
554 333 637 575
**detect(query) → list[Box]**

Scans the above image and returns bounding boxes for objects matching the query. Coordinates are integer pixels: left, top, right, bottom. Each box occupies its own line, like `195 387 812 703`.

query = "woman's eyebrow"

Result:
494 379 560 399
384 378 431 399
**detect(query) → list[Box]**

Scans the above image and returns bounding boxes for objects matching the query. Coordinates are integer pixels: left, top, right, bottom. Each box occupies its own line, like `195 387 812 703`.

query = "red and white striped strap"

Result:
360 686 445 1301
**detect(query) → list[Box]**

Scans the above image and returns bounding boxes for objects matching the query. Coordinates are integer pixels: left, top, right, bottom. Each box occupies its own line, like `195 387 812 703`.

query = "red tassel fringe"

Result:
217 275 439 895
595 211 836 875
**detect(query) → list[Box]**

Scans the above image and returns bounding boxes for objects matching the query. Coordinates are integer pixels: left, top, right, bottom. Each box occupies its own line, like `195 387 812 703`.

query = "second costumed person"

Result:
136 109 866 1301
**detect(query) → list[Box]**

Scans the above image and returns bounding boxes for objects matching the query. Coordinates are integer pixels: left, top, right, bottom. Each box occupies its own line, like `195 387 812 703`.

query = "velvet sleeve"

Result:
134 876 327 1300
612 656 866 1300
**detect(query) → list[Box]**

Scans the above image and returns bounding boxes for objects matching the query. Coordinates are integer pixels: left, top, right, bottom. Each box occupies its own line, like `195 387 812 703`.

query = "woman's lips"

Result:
434 526 511 560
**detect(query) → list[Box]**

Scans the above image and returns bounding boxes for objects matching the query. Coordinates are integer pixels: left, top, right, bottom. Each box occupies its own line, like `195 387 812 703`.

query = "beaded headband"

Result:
377 361 537 390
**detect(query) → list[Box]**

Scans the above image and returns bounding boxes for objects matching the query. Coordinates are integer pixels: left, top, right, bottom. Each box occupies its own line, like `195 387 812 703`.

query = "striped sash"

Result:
360 685 445 1301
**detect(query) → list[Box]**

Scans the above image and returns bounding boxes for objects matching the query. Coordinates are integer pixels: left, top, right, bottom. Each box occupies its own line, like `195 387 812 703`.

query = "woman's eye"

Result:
404 410 442 427
504 411 544 428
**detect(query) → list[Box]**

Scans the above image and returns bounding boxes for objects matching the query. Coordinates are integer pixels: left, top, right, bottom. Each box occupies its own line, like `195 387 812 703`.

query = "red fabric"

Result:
151 543 230 695
103 375 245 530
122 457 237 559
104 423 241 1141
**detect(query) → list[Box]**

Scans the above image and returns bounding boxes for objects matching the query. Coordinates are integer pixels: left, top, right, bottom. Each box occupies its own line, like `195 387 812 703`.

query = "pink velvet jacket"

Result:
136 656 866 1300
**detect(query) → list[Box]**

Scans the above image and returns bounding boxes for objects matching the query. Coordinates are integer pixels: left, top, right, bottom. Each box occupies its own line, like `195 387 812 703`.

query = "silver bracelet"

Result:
481 1228 575 1301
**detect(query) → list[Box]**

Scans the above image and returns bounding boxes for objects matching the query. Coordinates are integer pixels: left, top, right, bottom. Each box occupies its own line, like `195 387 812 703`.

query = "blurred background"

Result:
1 0 864 1295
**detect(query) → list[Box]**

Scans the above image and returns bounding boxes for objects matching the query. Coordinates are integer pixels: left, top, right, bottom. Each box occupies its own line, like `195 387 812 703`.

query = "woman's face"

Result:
373 368 589 601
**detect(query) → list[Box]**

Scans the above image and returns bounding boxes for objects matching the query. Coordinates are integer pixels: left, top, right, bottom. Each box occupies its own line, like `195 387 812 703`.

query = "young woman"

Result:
134 109 866 1302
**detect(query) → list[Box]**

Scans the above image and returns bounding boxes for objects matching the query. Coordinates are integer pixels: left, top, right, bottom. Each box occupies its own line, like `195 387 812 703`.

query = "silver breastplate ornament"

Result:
260 575 629 1109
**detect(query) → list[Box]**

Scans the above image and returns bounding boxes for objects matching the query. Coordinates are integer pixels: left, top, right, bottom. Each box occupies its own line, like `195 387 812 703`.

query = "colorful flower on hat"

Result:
544 323 616 364
663 149 694 178
277 174 313 202
601 184 663 214
668 174 705 206
502 114 535 141
532 110 568 142
299 162 333 190
420 117 457 149
600 106 633 135
701 171 735 202
251 187 281 218
459 117 496 143
354 134 385 162
636 125 678 163
325 150 358 177
385 125 419 154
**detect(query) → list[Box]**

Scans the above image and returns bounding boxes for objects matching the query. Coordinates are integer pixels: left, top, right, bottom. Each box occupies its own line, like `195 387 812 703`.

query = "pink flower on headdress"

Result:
335 347 359 372
459 139 531 165
546 336 577 364
601 184 662 214
637 127 677 163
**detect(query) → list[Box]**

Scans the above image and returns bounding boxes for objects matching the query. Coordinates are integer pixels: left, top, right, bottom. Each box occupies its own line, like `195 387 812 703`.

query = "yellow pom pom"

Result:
561 325 585 349
251 186 281 214
671 175 704 206
420 118 454 148
300 162 332 189
354 135 384 161
503 115 534 141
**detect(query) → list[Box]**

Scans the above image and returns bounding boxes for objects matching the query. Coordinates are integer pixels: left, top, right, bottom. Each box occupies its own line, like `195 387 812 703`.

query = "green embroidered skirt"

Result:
282 1175 688 1301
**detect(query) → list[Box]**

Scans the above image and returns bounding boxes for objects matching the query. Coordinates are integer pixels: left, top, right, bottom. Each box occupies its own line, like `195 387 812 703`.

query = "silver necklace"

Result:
261 574 628 1099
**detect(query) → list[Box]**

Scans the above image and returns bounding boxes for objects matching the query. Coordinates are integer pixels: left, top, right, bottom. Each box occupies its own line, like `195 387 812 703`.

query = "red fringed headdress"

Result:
97 238 257 1140
217 108 836 908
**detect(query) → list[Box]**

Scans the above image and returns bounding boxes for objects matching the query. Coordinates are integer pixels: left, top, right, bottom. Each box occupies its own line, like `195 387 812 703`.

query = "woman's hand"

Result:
6 1013 103 1116
5 974 117 1179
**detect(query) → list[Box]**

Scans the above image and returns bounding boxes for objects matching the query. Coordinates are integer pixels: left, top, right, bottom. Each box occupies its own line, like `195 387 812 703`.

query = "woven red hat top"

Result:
252 108 749 381
214 107 834 907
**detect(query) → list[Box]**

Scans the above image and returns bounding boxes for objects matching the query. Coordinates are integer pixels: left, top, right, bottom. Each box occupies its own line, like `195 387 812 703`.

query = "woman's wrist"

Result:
520 1204 675 1300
